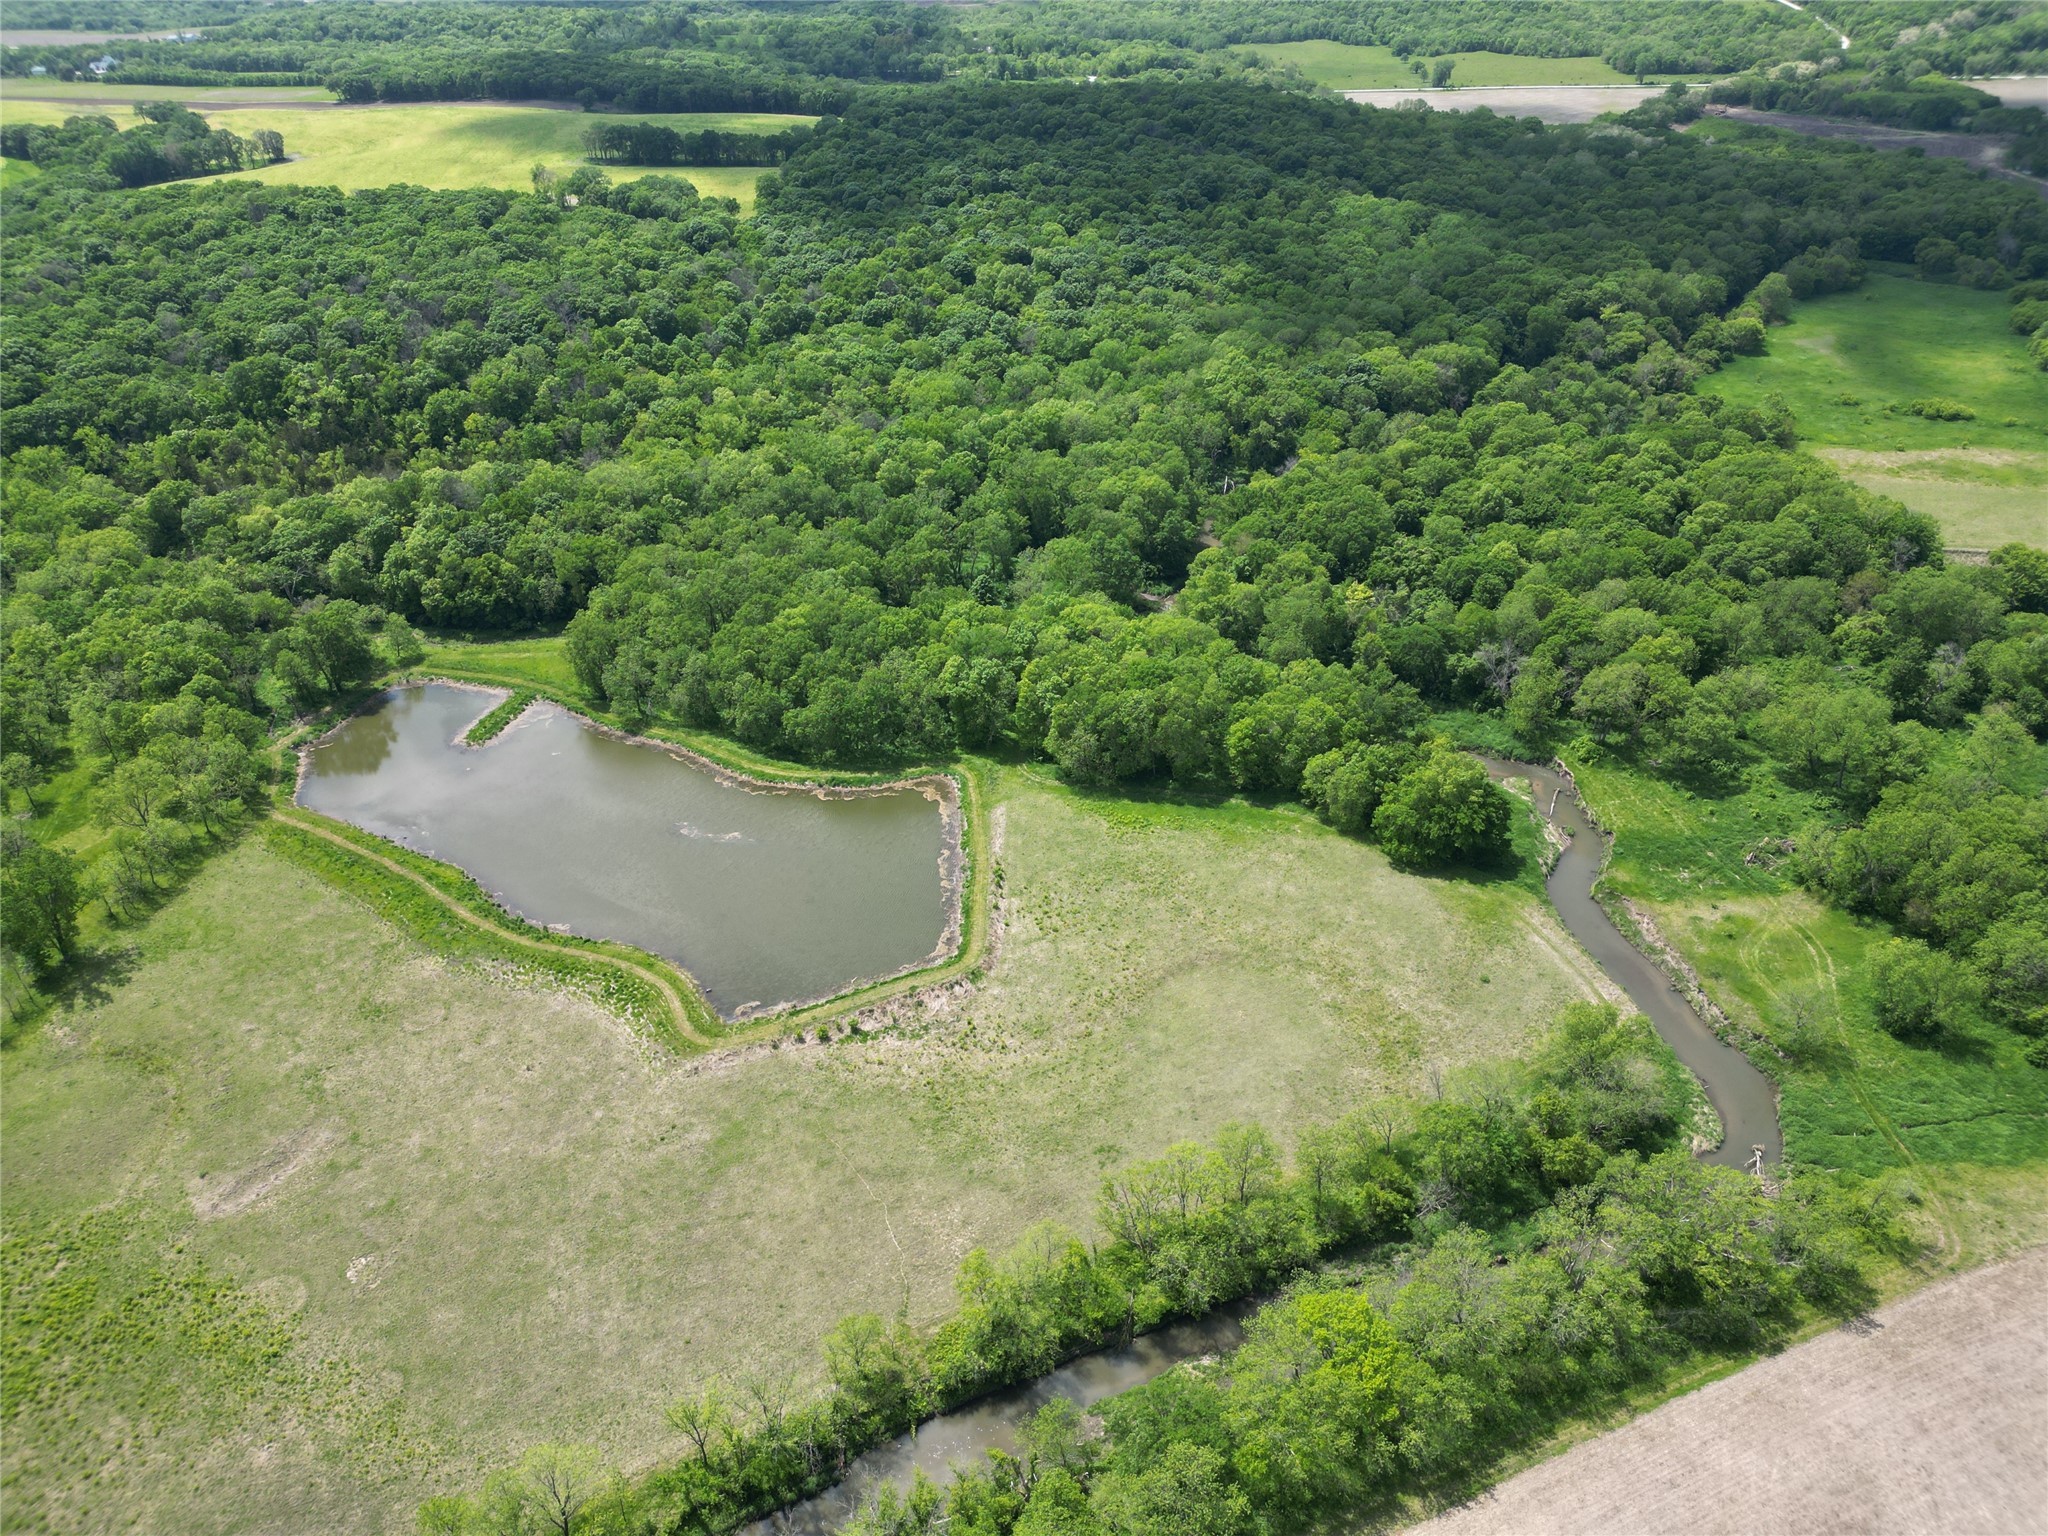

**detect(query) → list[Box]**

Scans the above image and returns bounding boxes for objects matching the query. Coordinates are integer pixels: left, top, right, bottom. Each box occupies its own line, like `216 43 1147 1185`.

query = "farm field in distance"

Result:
1239 41 1645 89
0 737 1611 1533
1697 272 2048 548
0 79 336 104
1410 1247 2048 1536
0 95 804 205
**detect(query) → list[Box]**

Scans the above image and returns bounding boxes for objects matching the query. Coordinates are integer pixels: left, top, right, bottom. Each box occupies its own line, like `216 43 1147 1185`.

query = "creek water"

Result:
748 1307 1252 1535
1486 757 1784 1169
753 758 1784 1530
295 683 953 1017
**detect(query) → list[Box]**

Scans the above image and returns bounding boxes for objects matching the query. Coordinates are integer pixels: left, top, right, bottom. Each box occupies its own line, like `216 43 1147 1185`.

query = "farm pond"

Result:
296 683 958 1017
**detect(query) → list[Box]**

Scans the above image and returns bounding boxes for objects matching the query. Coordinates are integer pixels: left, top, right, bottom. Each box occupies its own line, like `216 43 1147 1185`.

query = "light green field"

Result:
1698 273 2048 548
0 155 39 190
0 79 335 103
1571 757 2048 1266
1 748 1606 1531
1246 40 1640 89
0 97 805 208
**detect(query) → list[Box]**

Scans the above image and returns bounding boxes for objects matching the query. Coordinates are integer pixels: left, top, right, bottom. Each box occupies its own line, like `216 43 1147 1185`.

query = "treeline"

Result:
419 1004 1904 1535
581 120 811 169
0 0 1861 101
0 102 283 187
6 84 2047 1021
947 0 1839 81
325 51 851 115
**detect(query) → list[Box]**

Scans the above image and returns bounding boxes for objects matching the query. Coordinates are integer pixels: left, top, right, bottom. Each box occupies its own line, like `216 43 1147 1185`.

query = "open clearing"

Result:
1408 1245 2048 1536
1568 756 2048 1268
0 96 805 206
1243 42 1640 91
1343 83 1666 123
0 766 1606 1533
1697 272 2048 547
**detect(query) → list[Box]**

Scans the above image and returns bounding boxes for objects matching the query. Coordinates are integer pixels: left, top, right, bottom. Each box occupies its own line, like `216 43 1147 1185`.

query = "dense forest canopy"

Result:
6 78 2045 999
6 6 2048 1534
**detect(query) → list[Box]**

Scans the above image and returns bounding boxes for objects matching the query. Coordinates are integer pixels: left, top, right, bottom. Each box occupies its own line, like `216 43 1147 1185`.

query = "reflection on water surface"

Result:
298 684 950 1015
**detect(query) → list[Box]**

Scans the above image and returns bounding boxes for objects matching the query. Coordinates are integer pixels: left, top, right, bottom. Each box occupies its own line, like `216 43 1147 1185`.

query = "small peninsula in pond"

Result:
297 683 951 1015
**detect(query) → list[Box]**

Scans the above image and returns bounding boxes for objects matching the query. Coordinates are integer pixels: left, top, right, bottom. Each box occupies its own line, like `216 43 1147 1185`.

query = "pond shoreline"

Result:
293 680 971 1028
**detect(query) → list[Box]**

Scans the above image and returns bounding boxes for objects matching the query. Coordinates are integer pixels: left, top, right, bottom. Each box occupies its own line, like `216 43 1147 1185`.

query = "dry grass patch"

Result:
2 766 1602 1532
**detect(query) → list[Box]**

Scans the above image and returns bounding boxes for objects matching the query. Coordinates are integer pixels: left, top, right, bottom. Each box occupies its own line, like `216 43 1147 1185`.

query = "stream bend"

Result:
748 760 1785 1532
1486 757 1783 1169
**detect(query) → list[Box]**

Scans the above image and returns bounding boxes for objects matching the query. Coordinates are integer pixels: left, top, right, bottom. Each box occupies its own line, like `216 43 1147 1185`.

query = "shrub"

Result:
1869 937 1975 1041
1903 397 1975 421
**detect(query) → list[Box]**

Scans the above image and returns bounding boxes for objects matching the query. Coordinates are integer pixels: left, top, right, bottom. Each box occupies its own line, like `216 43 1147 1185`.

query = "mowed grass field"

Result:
0 80 336 104
0 95 805 207
1698 273 2048 548
1 754 1609 1532
1244 41 1642 89
1571 756 2048 1266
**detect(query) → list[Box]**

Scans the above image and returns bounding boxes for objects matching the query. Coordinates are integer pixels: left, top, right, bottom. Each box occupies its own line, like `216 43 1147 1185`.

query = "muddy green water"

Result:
296 684 954 1017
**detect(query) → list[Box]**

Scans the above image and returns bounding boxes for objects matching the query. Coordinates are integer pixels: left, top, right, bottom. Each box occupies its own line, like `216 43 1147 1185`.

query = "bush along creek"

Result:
428 997 1899 1536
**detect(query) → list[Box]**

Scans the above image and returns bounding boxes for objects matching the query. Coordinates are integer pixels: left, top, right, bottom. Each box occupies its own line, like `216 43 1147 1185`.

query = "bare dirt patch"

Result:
193 1126 340 1219
1815 446 2038 474
1408 1247 2048 1536
1342 84 1662 123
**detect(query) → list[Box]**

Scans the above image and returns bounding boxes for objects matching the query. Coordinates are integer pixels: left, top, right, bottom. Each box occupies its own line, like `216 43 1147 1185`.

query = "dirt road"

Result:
1408 1247 2048 1536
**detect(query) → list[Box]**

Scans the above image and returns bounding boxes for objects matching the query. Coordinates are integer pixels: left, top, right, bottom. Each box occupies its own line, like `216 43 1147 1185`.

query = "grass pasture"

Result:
0 79 335 104
1 733 1610 1532
1243 41 1646 90
1569 755 2048 1263
1698 273 2048 548
0 96 805 207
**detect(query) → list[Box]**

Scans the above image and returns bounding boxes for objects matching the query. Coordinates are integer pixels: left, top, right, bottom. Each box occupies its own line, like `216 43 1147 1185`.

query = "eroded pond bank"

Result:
296 683 958 1017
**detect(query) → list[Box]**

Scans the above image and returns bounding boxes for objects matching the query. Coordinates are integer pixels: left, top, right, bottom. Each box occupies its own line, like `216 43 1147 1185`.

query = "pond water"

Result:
296 684 955 1017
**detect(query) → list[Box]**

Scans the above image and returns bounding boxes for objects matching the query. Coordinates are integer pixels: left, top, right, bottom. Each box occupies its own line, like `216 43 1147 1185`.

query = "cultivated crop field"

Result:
0 757 1608 1533
1698 272 2048 548
1409 1246 2048 1536
0 95 804 205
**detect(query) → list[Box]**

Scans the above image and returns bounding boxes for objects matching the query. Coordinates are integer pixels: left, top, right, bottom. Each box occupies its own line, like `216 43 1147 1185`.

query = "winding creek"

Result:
296 683 959 1017
1489 757 1784 1170
300 703 1784 1523
750 758 1785 1529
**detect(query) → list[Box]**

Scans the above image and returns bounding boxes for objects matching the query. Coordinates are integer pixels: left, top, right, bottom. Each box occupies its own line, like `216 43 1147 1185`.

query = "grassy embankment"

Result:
1698 271 2048 549
1242 41 1684 89
2 637 1611 1534
1566 753 2048 1267
0 94 802 208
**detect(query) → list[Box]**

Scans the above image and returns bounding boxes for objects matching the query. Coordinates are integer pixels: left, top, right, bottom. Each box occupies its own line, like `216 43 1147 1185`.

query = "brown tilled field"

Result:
1409 1247 2048 1536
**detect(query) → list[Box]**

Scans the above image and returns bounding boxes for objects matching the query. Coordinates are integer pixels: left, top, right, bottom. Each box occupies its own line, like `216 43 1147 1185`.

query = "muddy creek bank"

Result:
1488 757 1783 1168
